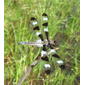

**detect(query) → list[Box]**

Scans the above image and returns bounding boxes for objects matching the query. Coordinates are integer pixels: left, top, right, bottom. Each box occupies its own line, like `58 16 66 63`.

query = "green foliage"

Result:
4 0 80 85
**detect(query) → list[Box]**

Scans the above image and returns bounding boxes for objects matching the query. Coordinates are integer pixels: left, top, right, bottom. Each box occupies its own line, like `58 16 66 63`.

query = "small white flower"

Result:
44 64 51 68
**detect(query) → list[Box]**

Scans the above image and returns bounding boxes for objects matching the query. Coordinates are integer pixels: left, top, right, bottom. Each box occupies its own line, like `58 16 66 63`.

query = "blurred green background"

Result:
4 0 80 85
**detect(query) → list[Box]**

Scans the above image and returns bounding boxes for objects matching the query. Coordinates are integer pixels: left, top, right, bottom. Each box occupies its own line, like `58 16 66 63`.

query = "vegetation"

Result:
4 0 80 85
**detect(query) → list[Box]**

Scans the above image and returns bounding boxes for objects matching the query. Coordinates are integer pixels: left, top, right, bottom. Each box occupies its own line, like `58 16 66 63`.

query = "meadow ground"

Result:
4 0 80 85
